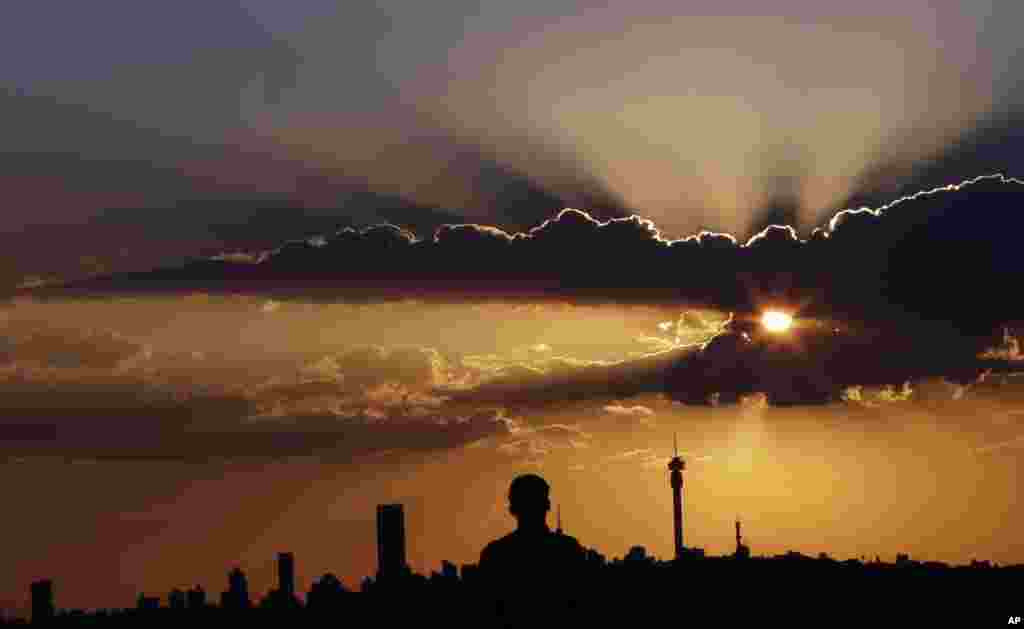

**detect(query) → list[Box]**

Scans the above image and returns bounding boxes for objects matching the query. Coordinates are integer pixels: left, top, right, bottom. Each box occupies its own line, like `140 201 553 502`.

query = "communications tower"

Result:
668 433 686 560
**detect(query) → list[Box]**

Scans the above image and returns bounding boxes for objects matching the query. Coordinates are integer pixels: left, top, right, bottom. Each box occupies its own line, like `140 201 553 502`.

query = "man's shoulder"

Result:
480 532 518 561
553 533 586 559
553 532 583 548
481 530 584 561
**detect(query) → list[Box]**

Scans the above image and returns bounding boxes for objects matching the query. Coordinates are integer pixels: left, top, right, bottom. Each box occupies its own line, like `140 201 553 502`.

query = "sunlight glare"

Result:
761 310 793 333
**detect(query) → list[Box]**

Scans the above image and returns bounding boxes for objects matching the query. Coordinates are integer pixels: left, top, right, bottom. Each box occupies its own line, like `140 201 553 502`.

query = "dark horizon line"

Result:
8 538 1022 616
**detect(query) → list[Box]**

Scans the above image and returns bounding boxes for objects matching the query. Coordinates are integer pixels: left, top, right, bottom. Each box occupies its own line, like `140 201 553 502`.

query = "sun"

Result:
761 310 794 333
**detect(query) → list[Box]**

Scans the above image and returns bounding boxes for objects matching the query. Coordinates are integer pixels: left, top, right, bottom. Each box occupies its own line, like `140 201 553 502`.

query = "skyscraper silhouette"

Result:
668 434 686 560
376 504 407 580
277 552 295 599
30 579 53 625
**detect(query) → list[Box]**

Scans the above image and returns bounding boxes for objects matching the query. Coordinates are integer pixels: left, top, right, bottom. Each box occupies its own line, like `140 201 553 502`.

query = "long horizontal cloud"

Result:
0 359 512 463
0 323 517 461
1 310 1018 467
445 346 687 409
40 175 1024 338
446 312 1023 407
0 321 143 369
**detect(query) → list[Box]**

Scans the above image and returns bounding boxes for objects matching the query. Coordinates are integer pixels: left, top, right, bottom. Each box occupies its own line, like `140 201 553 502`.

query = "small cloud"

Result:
973 434 1024 455
364 383 447 409
740 392 768 410
211 251 267 264
497 439 550 458
601 448 667 469
603 403 656 422
491 363 547 383
78 256 109 276
605 448 653 461
979 327 1022 361
365 407 388 420
493 423 591 461
16 276 55 290
841 383 914 405
633 335 678 353
299 355 343 380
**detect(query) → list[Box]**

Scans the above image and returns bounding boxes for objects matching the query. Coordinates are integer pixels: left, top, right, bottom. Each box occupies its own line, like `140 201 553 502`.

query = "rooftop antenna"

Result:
735 513 750 558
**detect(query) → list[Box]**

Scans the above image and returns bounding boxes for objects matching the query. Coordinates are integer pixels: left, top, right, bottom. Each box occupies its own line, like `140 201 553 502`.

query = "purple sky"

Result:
1 1 1022 288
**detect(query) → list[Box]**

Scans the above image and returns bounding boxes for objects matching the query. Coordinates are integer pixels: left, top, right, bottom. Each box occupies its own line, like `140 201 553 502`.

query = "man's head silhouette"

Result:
479 473 586 622
508 473 551 530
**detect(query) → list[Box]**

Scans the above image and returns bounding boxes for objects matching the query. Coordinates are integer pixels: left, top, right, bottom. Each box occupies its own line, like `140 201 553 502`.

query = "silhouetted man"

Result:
478 474 587 627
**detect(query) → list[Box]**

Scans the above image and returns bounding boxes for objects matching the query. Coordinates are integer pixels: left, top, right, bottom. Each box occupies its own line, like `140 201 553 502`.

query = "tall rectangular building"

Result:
277 552 295 598
30 580 53 624
376 504 407 579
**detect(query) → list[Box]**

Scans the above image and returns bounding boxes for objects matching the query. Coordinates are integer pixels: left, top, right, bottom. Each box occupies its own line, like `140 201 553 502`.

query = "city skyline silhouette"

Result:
7 463 1022 625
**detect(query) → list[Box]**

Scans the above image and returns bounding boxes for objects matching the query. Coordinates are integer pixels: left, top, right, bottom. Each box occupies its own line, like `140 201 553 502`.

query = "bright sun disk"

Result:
762 310 793 333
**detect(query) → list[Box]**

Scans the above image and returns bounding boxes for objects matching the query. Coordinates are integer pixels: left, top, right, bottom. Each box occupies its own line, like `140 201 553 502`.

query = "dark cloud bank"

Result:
40 174 1024 332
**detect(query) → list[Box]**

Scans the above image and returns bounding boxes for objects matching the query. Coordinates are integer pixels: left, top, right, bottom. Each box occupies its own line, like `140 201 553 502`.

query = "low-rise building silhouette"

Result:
186 585 206 610
167 588 185 611
220 567 250 610
624 546 650 563
306 573 347 611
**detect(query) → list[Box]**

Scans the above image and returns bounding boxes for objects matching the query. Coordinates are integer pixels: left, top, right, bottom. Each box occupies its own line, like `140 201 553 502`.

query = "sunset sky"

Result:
2 0 1024 616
